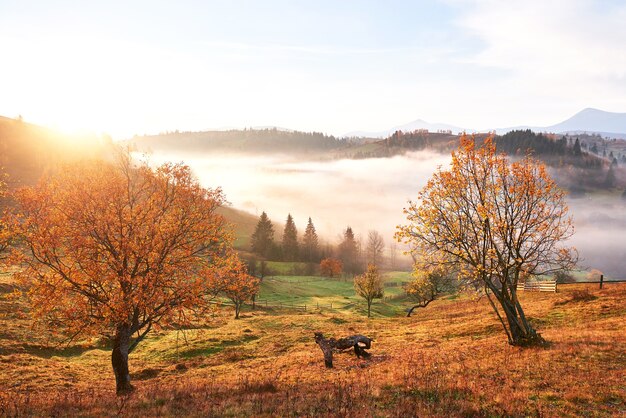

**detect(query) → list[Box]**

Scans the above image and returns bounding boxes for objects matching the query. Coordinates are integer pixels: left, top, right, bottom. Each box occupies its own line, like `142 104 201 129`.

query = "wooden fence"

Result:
517 275 626 292
516 280 557 292
250 299 342 311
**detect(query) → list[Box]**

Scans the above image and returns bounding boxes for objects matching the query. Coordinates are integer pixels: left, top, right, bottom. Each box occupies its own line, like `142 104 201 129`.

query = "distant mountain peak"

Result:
493 108 626 139
545 108 626 135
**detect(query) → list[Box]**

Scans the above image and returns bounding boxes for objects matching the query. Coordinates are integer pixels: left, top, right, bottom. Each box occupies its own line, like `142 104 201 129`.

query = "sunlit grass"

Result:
1 271 625 417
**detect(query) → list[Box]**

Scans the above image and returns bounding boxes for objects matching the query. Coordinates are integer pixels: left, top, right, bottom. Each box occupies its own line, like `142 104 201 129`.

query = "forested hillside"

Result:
129 128 354 154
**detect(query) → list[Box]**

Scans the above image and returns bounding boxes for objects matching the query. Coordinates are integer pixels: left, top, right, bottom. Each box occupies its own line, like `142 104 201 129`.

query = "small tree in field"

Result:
397 135 576 346
220 257 260 319
404 267 454 317
320 257 342 278
354 263 384 318
12 152 234 394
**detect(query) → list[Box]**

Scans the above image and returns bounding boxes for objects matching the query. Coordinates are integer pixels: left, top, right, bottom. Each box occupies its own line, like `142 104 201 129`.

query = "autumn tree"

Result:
281 214 299 261
320 257 342 278
219 256 260 319
397 136 576 346
251 211 275 257
404 268 455 317
354 263 384 318
12 152 234 394
339 226 359 274
366 230 385 266
0 169 12 264
302 217 319 262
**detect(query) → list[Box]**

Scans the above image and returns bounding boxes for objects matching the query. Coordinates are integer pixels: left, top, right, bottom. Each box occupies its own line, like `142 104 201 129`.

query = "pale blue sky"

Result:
1 0 625 138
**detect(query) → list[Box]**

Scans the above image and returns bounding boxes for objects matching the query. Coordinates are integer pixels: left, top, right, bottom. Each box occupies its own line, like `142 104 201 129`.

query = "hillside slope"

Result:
1 273 624 417
0 116 107 188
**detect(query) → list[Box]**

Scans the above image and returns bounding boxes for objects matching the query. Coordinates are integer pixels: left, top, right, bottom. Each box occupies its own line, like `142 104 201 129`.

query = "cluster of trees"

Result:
133 128 350 154
385 129 433 150
250 212 388 273
250 213 321 263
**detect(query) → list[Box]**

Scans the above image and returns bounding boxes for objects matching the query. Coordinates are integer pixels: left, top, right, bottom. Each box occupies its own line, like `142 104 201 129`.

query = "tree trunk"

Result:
406 300 433 317
367 300 371 318
497 292 544 346
112 323 134 395
235 303 241 319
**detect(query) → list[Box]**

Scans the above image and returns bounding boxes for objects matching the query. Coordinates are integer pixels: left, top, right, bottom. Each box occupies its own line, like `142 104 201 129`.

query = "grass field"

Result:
257 271 413 317
1 269 625 417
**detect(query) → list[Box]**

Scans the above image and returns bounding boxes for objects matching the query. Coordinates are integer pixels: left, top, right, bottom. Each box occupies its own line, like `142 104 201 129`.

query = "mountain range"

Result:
348 108 626 139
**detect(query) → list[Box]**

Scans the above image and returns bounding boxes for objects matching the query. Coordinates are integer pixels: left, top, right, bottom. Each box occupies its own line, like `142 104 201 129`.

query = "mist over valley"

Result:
147 144 626 279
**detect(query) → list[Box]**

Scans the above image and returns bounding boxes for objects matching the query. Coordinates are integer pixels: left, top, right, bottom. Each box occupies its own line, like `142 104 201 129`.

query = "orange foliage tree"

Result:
12 152 235 394
320 257 342 278
353 263 384 318
397 136 576 345
0 169 12 264
219 256 260 319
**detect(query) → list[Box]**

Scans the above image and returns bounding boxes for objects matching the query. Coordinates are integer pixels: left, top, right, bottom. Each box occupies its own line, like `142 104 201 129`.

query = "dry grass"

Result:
1 275 625 417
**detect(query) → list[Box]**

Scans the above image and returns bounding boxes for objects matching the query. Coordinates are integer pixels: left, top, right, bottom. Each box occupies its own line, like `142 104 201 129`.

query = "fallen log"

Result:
314 332 374 368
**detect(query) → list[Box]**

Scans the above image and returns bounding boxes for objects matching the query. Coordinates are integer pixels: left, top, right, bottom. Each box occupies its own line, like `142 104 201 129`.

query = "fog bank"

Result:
149 151 626 279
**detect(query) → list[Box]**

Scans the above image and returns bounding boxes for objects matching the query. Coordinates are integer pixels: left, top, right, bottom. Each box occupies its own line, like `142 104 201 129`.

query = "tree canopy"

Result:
397 135 576 345
12 152 236 393
354 263 384 318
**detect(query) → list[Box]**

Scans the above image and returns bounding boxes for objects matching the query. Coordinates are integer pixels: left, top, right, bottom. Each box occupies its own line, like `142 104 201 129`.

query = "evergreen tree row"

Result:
250 212 321 263
250 212 387 275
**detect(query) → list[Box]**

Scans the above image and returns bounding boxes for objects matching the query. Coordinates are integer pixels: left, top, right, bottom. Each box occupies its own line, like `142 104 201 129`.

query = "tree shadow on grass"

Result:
18 343 110 359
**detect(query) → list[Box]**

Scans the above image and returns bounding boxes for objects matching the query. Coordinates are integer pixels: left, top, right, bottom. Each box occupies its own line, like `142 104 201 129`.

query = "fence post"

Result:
600 274 604 289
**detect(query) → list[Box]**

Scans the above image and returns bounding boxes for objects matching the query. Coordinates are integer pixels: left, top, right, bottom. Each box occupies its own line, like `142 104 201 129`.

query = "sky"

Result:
1 0 625 139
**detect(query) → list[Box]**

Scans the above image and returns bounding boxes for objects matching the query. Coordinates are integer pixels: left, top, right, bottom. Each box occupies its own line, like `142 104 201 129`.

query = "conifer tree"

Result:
573 138 582 156
302 217 319 262
251 212 274 257
339 226 359 274
282 214 299 261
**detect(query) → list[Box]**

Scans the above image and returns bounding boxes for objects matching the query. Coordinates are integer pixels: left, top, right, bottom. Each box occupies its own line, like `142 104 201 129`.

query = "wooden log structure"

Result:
314 332 373 368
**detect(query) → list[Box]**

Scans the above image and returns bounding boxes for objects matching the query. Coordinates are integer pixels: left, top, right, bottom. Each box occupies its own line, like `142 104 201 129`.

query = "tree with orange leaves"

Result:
397 135 576 346
12 151 234 394
0 168 13 265
320 257 342 278
219 256 260 319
